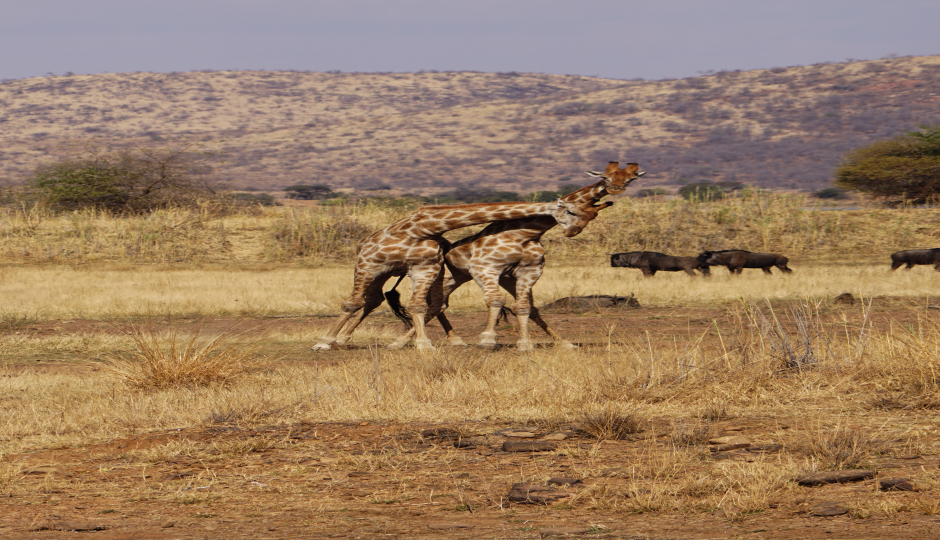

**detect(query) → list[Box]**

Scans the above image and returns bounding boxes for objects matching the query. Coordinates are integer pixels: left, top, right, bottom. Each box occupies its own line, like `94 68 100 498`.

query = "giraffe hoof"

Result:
516 342 535 352
446 336 468 347
415 339 434 352
558 341 579 350
311 343 333 351
386 341 408 350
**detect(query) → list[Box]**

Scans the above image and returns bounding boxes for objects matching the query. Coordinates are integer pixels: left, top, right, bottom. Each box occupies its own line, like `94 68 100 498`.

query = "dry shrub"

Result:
671 422 716 447
579 406 646 441
798 424 886 470
102 324 269 389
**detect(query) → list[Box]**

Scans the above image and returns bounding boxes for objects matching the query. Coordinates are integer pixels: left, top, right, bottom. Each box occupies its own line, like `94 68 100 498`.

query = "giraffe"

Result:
311 198 596 352
386 162 645 351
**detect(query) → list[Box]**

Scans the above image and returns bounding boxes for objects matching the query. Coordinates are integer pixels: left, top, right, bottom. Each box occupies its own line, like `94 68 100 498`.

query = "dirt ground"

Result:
2 297 940 539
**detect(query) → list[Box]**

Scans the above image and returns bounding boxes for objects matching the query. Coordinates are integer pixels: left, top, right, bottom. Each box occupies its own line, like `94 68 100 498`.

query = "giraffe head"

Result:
585 162 646 195
553 199 614 237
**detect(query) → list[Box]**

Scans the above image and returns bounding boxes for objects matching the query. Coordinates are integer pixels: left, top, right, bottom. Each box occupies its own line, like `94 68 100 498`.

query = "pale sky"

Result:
2 0 939 81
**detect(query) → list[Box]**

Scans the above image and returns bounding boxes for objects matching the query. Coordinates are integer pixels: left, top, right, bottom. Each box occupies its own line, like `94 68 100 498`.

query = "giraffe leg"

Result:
312 270 381 351
501 270 539 352
388 264 467 349
407 263 445 351
471 266 506 349
436 313 467 346
500 272 576 351
438 266 471 346
334 276 391 345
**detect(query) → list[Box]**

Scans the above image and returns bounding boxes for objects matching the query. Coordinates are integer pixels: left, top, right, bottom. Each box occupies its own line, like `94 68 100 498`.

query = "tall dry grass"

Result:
2 303 939 457
0 193 938 265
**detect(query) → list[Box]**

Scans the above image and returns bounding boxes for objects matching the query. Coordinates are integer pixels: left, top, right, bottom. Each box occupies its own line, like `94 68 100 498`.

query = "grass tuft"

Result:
579 406 646 441
101 323 270 389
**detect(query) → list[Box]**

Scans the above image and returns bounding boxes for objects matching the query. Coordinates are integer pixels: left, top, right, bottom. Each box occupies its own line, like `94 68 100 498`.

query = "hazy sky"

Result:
2 0 939 81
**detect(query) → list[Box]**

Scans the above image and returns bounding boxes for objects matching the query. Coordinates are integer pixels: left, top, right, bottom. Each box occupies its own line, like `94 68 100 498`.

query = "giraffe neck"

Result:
562 180 607 204
451 215 557 250
400 201 561 237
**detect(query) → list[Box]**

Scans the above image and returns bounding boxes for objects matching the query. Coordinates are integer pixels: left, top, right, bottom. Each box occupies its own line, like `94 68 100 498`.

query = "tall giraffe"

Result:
311 198 597 351
387 162 645 350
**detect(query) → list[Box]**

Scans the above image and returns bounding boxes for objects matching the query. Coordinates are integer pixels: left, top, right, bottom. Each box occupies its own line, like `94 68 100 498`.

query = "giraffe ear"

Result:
585 170 606 178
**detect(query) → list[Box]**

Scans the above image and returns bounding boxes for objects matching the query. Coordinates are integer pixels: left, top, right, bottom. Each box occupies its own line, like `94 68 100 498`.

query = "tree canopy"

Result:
835 124 940 204
30 142 223 212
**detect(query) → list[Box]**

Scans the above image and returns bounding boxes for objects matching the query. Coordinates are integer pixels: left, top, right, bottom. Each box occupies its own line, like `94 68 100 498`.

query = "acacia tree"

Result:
30 142 224 212
836 124 940 204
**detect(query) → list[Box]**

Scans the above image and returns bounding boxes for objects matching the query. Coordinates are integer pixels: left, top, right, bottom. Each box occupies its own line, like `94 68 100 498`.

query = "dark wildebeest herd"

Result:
611 248 940 276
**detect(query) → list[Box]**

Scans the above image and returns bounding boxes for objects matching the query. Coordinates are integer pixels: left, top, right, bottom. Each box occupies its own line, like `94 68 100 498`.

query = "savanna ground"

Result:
1 198 940 539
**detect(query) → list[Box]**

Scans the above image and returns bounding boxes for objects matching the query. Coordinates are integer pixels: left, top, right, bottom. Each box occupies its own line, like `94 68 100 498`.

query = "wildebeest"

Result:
890 248 940 271
698 250 792 275
610 251 710 277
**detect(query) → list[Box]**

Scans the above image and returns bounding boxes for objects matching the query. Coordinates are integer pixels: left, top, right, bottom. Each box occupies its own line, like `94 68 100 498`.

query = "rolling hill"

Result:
1 55 939 197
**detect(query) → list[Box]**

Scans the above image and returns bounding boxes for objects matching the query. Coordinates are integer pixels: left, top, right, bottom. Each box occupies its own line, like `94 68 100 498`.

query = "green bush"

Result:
836 124 940 204
30 142 222 212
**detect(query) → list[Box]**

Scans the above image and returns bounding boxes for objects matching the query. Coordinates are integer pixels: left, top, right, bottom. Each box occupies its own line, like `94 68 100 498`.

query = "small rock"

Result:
879 478 918 492
712 451 755 462
809 501 848 516
797 469 876 486
547 477 583 486
163 471 195 481
711 442 751 452
161 521 176 528
707 435 750 445
834 293 855 305
540 526 591 536
421 427 460 439
500 430 538 438
542 432 570 441
347 471 371 477
21 466 62 476
454 439 476 449
52 522 108 532
502 440 558 452
428 522 474 530
508 483 570 504
747 444 784 454
347 489 371 497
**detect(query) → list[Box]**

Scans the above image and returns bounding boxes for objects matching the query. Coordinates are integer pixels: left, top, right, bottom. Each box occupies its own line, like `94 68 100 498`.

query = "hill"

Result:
1 56 939 197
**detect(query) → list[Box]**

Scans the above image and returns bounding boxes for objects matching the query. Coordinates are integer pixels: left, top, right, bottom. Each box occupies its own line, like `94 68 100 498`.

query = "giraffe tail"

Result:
496 306 516 325
384 274 413 327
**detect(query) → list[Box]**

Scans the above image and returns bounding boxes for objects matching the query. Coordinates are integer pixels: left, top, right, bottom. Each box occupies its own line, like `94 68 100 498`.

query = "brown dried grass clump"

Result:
579 406 647 441
799 424 887 470
102 324 269 389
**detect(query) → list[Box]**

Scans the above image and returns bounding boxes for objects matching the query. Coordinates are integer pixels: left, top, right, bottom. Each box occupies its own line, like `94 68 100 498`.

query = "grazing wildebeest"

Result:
890 248 940 271
610 251 710 277
698 250 792 275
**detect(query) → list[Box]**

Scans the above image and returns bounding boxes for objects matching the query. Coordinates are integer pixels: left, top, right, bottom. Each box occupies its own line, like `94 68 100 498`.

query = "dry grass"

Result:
578 406 647 441
797 424 888 470
100 324 271 389
1 194 939 267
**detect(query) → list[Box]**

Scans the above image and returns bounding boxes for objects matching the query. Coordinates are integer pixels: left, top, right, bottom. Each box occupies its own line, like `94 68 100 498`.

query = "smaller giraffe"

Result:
386 162 644 350
311 198 593 352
